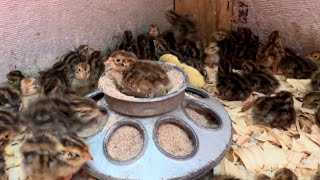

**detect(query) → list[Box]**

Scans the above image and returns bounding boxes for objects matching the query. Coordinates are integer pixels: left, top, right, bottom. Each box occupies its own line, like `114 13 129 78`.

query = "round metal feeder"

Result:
98 61 189 117
84 86 232 180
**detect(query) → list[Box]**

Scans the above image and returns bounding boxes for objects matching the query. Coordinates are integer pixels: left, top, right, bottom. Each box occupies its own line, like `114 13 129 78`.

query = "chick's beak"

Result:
85 151 93 160
105 58 112 65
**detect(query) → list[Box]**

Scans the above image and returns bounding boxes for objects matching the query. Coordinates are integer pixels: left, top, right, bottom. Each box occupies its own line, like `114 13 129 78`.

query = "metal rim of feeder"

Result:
77 107 109 139
183 99 223 130
84 86 233 180
152 115 199 160
100 61 189 103
103 119 148 165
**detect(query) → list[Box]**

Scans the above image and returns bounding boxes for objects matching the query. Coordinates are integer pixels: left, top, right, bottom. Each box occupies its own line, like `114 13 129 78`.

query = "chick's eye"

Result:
116 59 121 62
5 135 9 139
75 154 80 158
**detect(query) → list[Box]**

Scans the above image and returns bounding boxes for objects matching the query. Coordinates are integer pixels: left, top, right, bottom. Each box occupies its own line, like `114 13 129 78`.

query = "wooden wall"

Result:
174 0 233 38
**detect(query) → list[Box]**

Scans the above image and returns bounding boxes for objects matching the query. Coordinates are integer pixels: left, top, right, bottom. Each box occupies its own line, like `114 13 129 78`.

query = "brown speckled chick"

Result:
272 168 298 180
279 48 318 79
21 131 92 180
256 168 298 180
6 70 25 91
117 30 139 56
137 24 161 60
0 109 24 150
252 91 296 128
256 30 285 74
302 91 320 109
106 50 172 98
20 77 42 110
203 41 220 68
0 151 8 180
22 95 104 135
308 50 320 66
216 59 252 101
309 50 320 91
66 62 92 96
315 107 320 125
242 60 279 95
0 85 21 112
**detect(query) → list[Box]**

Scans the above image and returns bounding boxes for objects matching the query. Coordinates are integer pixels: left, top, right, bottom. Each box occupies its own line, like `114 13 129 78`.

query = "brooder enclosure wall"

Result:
175 0 320 56
0 0 172 83
232 0 320 56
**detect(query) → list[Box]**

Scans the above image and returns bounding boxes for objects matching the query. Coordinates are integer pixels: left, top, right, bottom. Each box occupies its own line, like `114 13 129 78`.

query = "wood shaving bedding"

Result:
201 66 320 180
5 66 320 180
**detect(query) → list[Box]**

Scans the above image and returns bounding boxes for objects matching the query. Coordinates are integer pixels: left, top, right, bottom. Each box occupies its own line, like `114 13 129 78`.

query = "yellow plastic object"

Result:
160 54 205 88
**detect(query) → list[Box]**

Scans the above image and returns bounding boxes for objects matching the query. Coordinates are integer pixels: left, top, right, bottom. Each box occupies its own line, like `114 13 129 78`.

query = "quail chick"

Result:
0 86 21 112
307 50 320 67
86 51 104 90
21 97 77 134
256 174 272 180
0 151 7 180
301 91 320 109
137 24 161 59
54 133 93 180
76 45 95 61
65 95 105 124
272 168 298 180
106 50 172 98
256 30 285 74
255 168 298 180
40 45 92 96
165 10 198 43
153 37 184 60
309 51 320 90
66 62 92 96
20 131 66 180
203 41 220 68
22 132 92 180
311 71 320 91
53 47 86 72
218 27 259 70
39 68 67 96
164 10 207 69
0 126 13 152
0 109 23 150
211 30 228 42
315 107 320 125
22 96 98 134
20 77 41 110
242 60 279 94
314 171 320 180
252 91 296 128
117 30 138 56
216 59 252 101
279 48 318 79
6 70 25 91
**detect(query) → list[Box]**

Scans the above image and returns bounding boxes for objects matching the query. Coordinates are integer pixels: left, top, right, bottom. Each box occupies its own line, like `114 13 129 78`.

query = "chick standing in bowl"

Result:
105 50 172 98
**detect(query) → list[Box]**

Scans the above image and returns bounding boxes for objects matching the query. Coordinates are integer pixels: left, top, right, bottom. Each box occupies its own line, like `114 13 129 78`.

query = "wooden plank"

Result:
175 0 196 14
216 0 234 30
210 0 218 32
174 0 233 38
198 0 208 38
